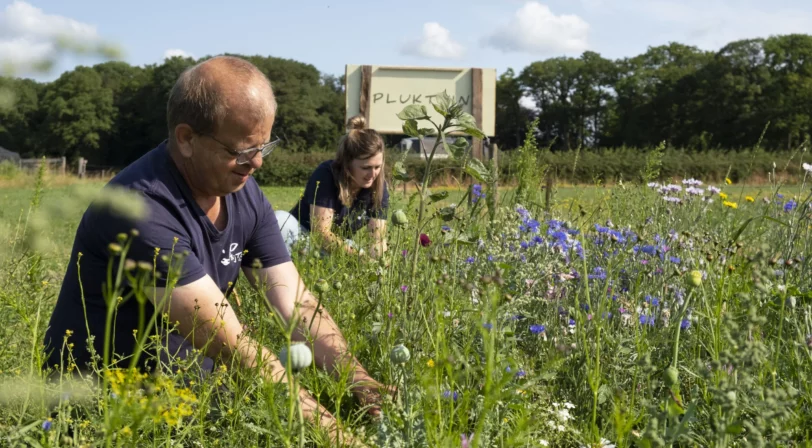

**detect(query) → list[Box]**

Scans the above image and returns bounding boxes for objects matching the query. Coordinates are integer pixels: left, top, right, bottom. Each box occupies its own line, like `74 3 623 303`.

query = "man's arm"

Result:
241 261 384 410
146 276 341 434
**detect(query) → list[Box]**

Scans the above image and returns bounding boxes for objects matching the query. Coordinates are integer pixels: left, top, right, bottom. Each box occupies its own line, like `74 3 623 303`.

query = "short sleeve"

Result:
307 163 339 210
241 183 293 269
81 191 206 289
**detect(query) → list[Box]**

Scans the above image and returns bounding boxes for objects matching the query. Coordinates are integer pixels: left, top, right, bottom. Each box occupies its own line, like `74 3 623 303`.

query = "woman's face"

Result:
348 152 383 190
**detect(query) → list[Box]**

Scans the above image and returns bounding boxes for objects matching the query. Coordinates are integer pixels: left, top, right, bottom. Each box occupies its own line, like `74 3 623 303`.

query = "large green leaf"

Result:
397 104 429 120
465 158 491 183
429 190 449 203
402 118 419 137
456 112 486 139
393 161 410 181
431 91 454 117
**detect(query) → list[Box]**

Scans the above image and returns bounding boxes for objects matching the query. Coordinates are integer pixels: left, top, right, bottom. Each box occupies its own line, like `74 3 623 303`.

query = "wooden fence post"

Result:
61 156 66 176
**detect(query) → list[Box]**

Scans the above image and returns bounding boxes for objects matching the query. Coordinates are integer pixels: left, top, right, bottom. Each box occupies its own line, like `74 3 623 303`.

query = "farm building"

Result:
0 146 21 165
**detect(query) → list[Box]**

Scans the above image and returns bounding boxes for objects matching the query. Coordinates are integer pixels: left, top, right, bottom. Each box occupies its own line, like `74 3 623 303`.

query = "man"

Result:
42 55 385 443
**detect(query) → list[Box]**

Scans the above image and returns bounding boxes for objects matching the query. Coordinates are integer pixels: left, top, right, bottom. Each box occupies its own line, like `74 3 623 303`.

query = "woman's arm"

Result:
311 205 362 256
367 218 387 259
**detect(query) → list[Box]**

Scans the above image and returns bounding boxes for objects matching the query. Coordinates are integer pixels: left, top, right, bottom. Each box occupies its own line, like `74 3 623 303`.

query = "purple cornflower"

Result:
681 318 691 330
443 390 459 401
682 178 703 186
530 324 545 334
663 196 681 204
686 187 704 195
400 285 408 293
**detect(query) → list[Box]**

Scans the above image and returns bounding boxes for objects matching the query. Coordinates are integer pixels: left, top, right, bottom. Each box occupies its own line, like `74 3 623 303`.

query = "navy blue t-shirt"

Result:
290 160 389 235
43 141 291 372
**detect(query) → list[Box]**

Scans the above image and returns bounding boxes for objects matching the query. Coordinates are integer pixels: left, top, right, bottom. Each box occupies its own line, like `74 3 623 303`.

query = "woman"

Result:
276 115 389 258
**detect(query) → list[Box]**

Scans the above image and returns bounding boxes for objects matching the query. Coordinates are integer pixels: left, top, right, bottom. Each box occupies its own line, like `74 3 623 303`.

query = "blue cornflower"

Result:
681 318 691 329
645 295 660 307
487 255 494 262
640 245 657 255
465 256 475 264
515 369 527 379
588 267 607 280
595 224 609 233
472 184 485 203
670 256 681 264
443 390 459 401
568 318 576 327
784 200 797 212
520 241 529 249
639 315 655 326
533 235 544 245
42 419 52 431
529 324 545 334
483 323 493 330
441 225 451 232
516 206 530 219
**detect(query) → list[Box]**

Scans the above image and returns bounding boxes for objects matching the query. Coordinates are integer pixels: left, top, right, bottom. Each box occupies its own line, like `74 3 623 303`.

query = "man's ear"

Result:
174 124 196 158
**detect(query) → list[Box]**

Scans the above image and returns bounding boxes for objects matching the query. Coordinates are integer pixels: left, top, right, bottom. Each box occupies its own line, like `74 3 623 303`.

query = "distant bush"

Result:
0 160 20 179
252 147 809 187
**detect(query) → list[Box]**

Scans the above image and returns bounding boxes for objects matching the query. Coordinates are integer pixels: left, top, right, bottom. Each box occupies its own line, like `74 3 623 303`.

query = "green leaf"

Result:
597 384 611 405
431 91 453 117
455 112 486 139
465 158 491 183
444 137 468 160
418 127 437 137
402 118 419 137
397 104 429 120
438 205 457 222
429 190 449 203
725 423 744 435
393 161 410 181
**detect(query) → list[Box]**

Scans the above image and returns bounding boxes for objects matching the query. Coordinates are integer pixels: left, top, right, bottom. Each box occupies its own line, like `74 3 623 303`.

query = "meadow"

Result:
0 102 811 447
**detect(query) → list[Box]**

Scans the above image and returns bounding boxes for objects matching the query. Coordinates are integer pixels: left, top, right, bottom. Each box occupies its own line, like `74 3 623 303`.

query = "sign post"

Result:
345 65 496 160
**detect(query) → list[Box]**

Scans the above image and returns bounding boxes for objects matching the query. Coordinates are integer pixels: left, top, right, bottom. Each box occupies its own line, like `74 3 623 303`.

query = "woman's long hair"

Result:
332 115 386 209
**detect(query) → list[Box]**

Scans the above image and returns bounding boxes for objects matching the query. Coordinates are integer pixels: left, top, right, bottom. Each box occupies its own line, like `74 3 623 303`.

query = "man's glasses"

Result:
202 134 281 165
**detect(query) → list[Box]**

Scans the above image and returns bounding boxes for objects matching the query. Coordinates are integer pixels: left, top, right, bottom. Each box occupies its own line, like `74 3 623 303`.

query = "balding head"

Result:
166 56 276 150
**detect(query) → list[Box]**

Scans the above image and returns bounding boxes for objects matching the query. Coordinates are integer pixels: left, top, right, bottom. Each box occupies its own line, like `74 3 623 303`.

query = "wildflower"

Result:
723 201 737 209
745 196 755 202
42 418 52 431
419 233 431 246
803 162 812 173
530 324 545 334
483 323 493 330
472 184 485 203
400 285 408 293
427 359 435 368
465 256 475 264
663 196 681 203
540 440 549 447
514 369 527 378
461 433 474 448
708 186 721 195
669 256 681 264
441 225 451 232
681 318 691 330
784 200 797 212
682 178 703 186
686 186 704 195
719 192 729 200
725 177 732 185
443 390 459 401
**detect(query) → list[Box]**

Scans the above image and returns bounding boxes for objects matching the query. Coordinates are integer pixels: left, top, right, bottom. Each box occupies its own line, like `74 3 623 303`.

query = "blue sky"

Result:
2 0 812 82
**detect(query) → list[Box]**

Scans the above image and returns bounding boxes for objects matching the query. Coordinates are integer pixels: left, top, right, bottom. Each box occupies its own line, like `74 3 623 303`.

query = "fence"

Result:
19 157 66 175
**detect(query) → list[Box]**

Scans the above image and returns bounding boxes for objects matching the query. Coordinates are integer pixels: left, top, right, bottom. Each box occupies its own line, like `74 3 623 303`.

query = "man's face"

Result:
190 112 275 197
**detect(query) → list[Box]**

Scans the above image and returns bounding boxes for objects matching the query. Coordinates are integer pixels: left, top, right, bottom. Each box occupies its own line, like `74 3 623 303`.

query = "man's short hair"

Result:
166 55 277 146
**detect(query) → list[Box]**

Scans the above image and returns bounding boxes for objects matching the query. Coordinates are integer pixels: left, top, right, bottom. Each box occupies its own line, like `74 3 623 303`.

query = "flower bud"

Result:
393 210 408 226
390 344 411 364
279 343 312 372
687 270 702 288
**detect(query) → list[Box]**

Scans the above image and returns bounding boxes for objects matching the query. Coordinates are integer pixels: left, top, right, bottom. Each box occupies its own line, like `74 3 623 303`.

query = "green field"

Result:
1 174 810 447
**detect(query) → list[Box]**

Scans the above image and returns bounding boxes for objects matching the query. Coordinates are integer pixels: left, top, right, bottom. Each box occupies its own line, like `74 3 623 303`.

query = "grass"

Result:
0 170 810 447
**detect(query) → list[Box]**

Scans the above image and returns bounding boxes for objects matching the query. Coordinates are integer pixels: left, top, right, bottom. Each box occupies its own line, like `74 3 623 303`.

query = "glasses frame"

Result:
201 133 281 165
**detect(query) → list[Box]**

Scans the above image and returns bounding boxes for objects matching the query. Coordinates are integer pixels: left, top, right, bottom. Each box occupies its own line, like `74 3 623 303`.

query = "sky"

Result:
2 0 812 83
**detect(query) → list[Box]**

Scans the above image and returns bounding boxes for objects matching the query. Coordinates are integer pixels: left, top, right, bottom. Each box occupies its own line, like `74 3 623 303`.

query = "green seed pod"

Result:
279 343 312 372
116 233 128 244
314 279 330 294
687 270 703 288
108 243 122 256
392 210 409 227
664 366 679 387
390 344 411 364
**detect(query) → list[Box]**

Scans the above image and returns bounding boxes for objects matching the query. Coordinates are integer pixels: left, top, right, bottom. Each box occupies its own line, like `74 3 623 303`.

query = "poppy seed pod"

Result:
279 343 312 372
390 344 411 364
393 210 409 226
687 270 703 288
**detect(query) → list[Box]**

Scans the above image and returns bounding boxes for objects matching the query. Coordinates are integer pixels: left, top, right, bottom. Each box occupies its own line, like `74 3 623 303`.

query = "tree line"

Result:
1 34 812 168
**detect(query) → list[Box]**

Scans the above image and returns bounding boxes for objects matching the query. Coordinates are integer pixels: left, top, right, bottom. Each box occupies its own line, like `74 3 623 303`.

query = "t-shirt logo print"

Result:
221 243 244 266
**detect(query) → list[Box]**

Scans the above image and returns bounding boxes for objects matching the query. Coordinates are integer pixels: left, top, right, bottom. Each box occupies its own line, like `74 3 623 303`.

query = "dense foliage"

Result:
3 34 812 169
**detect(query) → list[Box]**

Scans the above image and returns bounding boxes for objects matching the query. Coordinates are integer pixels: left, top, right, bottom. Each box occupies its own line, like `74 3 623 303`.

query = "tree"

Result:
39 67 115 161
494 68 531 149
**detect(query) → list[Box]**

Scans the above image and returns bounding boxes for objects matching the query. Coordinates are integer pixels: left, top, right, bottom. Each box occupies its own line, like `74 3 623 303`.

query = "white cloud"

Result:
0 1 101 73
484 2 590 55
400 22 465 60
164 48 193 59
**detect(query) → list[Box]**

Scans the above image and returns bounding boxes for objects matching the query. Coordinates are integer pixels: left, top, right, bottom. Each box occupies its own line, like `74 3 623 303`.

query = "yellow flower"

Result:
745 196 755 202
725 177 732 185
719 192 728 200
723 201 738 209
427 359 435 368
120 426 132 436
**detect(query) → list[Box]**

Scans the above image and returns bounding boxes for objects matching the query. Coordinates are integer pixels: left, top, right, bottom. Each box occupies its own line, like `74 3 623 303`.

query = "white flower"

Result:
540 440 549 447
557 424 565 432
803 162 812 173
563 402 575 409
